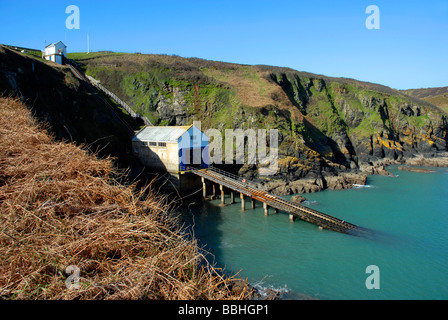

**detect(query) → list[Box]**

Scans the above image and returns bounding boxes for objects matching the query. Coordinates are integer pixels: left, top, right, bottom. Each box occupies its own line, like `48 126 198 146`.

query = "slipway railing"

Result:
192 167 369 236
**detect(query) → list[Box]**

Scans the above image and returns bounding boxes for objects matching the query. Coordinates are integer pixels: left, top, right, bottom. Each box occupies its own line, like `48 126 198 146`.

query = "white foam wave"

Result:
352 184 373 188
253 282 289 298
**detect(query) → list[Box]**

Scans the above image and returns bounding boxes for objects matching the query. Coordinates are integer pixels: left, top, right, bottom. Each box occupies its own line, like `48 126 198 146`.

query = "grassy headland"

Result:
402 86 448 114
67 51 448 190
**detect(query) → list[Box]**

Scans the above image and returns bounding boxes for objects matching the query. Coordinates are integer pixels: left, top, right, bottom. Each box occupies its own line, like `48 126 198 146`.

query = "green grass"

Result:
23 51 43 59
349 115 378 137
306 86 347 135
67 51 130 60
406 114 430 128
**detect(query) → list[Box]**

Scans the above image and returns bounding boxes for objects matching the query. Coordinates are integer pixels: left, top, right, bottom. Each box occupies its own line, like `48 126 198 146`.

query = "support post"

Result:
274 208 279 214
220 185 225 206
211 184 216 200
289 214 296 222
230 191 235 204
251 198 255 209
202 178 207 200
240 193 245 212
263 202 269 216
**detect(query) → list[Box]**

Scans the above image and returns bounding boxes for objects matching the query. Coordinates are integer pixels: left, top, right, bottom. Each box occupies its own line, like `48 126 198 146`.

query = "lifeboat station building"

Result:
132 124 209 190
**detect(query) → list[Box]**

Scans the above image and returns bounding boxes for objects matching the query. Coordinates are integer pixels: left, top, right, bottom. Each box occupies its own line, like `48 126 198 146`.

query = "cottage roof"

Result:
133 125 193 143
45 41 67 48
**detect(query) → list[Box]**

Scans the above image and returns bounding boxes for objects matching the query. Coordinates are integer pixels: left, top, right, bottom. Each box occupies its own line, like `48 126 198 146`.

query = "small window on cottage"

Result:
158 142 167 148
149 142 157 147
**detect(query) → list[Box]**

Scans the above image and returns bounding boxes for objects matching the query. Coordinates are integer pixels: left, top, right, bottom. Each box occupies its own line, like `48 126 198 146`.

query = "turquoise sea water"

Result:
181 166 448 300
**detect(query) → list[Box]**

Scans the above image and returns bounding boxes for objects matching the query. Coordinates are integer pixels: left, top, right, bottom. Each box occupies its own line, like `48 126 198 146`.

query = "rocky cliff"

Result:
69 52 448 193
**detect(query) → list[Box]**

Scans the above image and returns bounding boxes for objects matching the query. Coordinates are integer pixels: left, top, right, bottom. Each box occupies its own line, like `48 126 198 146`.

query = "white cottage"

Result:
44 41 67 64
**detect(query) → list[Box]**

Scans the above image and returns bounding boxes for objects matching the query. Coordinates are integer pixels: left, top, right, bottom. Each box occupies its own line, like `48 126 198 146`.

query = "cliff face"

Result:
2 46 446 192
73 53 447 189
70 53 447 187
269 71 448 163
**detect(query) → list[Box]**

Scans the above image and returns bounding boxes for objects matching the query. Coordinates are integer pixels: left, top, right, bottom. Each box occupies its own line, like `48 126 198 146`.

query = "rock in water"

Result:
291 195 307 203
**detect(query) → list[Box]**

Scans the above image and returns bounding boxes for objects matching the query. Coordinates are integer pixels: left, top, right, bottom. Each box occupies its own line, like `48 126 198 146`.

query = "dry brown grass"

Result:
203 66 303 121
423 94 448 114
0 95 251 300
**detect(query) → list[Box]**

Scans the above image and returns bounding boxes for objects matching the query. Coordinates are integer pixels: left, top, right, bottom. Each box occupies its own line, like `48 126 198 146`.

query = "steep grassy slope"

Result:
402 86 448 114
69 51 448 183
0 95 251 300
402 86 448 99
425 94 448 114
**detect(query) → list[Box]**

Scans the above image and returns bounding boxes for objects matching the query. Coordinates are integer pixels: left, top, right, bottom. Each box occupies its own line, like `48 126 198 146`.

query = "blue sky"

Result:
1 0 447 89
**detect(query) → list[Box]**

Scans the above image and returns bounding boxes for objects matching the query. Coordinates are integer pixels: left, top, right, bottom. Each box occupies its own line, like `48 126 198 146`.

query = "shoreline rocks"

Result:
261 154 448 196
251 153 448 197
264 171 369 196
398 166 435 173
324 172 368 190
405 154 448 167
359 159 401 177
291 195 307 203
